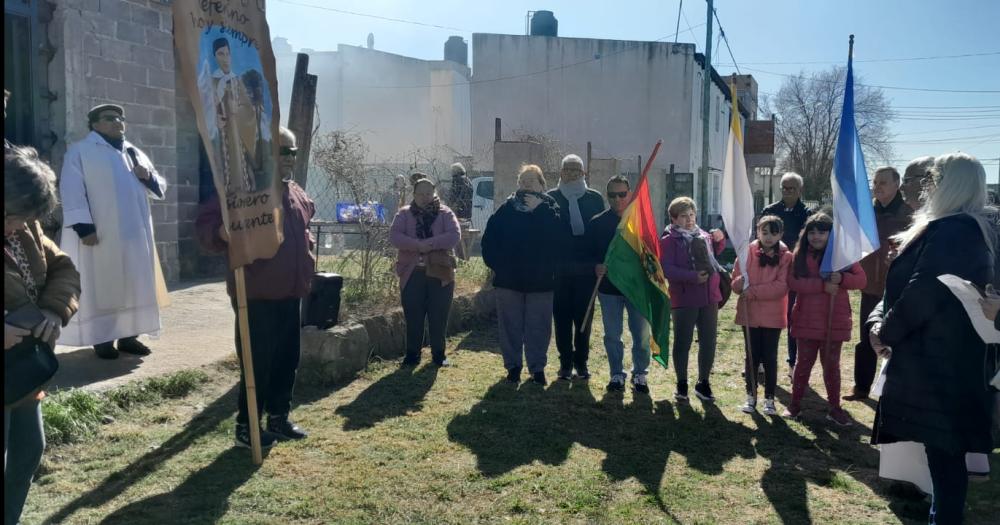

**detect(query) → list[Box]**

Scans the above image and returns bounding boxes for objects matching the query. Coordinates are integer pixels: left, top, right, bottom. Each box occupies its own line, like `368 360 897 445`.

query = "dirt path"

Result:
51 280 236 391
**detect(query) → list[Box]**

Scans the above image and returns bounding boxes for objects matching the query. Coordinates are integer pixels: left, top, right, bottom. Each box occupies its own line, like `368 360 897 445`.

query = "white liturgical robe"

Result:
58 131 168 346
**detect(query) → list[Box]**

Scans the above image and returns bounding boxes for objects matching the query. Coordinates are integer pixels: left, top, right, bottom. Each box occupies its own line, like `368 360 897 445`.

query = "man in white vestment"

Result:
59 104 167 359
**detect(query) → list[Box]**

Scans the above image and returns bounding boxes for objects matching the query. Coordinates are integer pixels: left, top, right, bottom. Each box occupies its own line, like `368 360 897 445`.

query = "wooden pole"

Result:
581 275 604 333
234 267 263 465
288 53 317 188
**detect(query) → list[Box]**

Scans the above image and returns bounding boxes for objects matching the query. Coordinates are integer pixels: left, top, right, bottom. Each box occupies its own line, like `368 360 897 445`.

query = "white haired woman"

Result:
868 153 995 524
5 146 81 524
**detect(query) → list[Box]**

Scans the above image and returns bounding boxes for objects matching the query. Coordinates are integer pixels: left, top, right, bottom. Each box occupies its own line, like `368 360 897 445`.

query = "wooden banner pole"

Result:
235 266 263 465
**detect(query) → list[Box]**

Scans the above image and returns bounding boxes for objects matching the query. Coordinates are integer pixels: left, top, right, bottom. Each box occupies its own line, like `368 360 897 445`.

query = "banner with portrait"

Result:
173 0 283 268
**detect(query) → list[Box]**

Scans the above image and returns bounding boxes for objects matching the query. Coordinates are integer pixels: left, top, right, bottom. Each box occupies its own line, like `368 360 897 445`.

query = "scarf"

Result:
5 233 38 302
410 197 441 239
512 190 549 213
758 243 780 267
558 178 588 236
669 224 724 273
96 131 125 151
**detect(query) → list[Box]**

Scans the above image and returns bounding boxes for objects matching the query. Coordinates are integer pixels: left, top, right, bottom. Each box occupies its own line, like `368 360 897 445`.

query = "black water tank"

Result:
444 35 468 66
530 10 558 37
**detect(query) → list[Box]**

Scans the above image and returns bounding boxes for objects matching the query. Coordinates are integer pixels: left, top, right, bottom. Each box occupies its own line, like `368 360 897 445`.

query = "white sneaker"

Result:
762 398 777 416
741 395 757 413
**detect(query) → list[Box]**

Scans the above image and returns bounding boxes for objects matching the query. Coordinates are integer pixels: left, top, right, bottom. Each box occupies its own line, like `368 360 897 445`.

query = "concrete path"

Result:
51 281 236 392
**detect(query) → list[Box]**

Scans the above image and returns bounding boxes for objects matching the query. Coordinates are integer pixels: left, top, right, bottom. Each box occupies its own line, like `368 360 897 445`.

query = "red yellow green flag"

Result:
604 141 672 367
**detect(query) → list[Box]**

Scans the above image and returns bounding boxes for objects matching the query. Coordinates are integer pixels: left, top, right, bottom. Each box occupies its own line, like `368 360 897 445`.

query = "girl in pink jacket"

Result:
731 215 793 416
785 213 866 424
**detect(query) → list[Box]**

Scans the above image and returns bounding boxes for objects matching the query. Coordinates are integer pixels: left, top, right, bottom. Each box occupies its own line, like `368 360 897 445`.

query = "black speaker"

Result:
302 273 343 329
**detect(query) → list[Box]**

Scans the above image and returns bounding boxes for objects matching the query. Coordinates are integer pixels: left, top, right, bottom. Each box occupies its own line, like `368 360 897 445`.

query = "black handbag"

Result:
302 273 344 329
4 305 59 407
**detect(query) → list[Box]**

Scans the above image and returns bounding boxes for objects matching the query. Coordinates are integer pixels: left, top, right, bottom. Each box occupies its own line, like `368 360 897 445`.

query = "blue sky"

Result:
266 0 1000 178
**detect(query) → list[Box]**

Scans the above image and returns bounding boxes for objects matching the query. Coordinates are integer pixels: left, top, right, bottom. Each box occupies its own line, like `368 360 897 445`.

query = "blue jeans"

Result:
598 293 651 376
5 400 45 525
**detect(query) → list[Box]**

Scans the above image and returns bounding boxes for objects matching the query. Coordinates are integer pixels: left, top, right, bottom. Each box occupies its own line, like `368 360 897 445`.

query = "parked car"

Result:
471 176 494 232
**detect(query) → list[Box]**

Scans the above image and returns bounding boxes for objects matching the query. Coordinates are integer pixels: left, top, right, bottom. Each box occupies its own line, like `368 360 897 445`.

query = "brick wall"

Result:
50 0 183 281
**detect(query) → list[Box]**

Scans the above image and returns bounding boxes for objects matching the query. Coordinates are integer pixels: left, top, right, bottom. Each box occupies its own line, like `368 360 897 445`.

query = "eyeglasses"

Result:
280 146 298 157
99 115 125 123
607 191 628 199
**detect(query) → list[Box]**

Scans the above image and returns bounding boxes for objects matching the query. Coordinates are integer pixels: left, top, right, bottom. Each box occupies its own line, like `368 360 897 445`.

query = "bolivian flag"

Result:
604 141 672 367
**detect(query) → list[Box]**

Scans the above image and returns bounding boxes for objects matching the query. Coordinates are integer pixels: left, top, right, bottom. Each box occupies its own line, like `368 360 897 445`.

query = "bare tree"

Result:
765 67 895 201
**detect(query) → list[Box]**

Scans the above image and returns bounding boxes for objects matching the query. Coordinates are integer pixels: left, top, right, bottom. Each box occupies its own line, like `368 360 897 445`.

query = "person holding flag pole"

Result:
584 141 673 384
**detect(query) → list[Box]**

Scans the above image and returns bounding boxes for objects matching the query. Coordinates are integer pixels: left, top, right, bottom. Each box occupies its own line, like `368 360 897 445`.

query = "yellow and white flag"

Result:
720 79 754 278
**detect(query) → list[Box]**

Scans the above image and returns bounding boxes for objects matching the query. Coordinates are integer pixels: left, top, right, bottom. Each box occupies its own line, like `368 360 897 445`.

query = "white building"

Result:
273 37 472 171
471 32 749 227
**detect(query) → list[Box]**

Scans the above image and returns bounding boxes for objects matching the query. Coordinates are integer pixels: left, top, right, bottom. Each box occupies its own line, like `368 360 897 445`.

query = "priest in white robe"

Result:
58 104 168 359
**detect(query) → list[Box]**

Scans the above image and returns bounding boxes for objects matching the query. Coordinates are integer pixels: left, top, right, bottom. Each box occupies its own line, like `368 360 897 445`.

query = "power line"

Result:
711 8 740 75
741 66 1000 93
716 50 1000 66
895 124 1000 136
273 0 470 32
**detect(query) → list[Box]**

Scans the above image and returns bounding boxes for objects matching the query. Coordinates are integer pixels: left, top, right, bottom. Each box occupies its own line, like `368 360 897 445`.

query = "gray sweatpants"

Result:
671 304 719 384
496 288 553 373
5 400 45 525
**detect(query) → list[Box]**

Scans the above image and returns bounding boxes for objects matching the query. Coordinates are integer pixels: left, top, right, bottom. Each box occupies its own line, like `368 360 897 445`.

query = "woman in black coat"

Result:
481 165 565 385
868 153 995 525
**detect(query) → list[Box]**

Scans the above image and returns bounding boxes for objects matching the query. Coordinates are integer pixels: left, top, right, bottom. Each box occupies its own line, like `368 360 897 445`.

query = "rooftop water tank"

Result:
530 10 558 37
444 36 468 66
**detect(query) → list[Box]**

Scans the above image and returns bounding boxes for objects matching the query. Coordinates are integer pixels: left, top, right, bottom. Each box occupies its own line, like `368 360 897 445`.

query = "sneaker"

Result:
694 380 715 402
532 371 547 385
505 367 522 383
234 423 278 449
94 342 119 360
826 408 852 426
606 374 626 392
117 337 151 356
432 358 451 367
781 407 800 419
674 381 689 402
575 368 591 380
557 368 573 381
762 398 778 416
741 395 757 414
267 415 308 440
631 373 650 395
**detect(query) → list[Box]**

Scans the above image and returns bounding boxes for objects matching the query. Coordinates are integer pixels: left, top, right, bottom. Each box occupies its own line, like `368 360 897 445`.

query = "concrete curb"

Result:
300 288 496 382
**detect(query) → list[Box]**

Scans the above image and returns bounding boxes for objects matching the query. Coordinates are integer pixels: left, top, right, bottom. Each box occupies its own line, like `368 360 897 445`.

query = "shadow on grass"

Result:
42 384 242 525
446 378 755 517
98 448 257 524
334 364 440 430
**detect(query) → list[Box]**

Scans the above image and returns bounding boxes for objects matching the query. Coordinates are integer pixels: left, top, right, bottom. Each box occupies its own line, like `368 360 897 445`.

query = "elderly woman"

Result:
5 146 81 525
481 165 563 385
869 153 995 524
389 176 461 367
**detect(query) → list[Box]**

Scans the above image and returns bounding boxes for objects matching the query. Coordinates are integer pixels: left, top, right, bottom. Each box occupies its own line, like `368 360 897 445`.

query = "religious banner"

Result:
173 0 283 268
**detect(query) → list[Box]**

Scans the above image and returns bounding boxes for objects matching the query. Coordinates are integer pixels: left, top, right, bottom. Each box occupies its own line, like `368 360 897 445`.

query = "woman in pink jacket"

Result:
731 215 793 416
389 177 461 367
785 213 866 424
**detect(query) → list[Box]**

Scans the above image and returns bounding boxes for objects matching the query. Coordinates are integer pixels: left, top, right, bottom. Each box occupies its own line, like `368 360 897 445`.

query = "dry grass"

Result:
22 293 999 524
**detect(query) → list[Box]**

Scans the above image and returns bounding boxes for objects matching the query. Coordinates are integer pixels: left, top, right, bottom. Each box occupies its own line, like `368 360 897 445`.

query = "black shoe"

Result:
506 367 522 383
267 415 308 440
575 368 591 380
532 371 547 385
433 358 451 367
694 379 715 402
674 381 688 402
631 373 650 395
606 374 626 392
557 368 573 381
400 357 419 368
843 389 870 402
117 337 151 356
94 342 119 359
234 423 278 449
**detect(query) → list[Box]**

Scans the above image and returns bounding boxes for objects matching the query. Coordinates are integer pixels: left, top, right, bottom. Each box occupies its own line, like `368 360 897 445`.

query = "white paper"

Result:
871 356 890 397
936 274 1000 344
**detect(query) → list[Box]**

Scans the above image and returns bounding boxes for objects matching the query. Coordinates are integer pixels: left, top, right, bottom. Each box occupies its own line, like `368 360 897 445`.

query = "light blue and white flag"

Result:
822 36 880 274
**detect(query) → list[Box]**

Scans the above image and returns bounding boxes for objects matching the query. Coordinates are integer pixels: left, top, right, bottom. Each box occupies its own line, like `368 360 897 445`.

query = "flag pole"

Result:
580 140 664 334
235 267 263 464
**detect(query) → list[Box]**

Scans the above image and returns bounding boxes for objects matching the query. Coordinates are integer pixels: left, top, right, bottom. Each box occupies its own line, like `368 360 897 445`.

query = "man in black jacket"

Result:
547 154 606 380
588 175 651 393
760 172 813 372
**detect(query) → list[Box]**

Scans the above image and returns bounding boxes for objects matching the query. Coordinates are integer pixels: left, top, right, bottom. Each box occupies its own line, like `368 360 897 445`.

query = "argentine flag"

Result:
822 36 880 274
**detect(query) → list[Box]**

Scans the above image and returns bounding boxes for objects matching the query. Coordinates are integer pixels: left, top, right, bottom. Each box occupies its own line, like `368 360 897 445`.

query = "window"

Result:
4 0 51 155
475 179 494 199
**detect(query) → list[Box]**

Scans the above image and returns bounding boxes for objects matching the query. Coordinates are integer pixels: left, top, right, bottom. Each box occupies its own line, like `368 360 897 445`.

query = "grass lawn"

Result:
24 293 999 524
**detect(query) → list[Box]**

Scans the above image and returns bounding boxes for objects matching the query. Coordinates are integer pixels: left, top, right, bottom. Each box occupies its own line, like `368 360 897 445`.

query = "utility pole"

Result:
673 0 683 44
699 0 714 224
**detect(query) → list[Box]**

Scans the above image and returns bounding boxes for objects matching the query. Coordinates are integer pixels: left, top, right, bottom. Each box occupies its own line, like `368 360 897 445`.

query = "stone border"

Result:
300 288 496 382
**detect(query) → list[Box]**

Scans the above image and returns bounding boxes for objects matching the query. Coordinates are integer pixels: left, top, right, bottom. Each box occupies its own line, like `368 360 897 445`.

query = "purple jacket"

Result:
659 227 726 309
196 181 316 301
389 205 461 289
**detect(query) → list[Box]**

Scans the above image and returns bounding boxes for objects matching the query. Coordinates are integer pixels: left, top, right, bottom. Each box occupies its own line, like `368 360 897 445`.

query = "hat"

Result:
87 104 124 123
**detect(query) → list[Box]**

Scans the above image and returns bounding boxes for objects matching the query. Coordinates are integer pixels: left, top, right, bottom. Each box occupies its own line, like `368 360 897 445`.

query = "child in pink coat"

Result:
785 213 866 424
732 215 793 416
